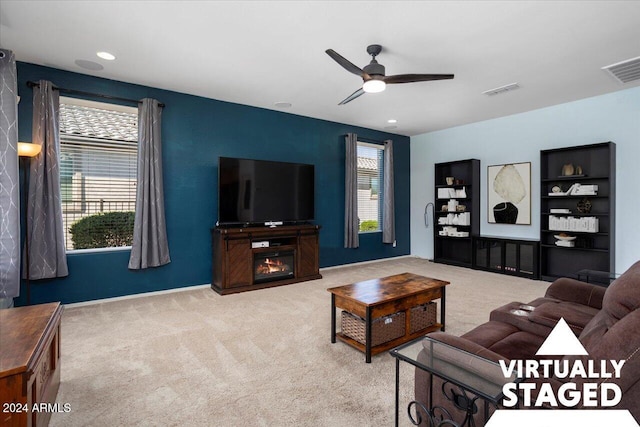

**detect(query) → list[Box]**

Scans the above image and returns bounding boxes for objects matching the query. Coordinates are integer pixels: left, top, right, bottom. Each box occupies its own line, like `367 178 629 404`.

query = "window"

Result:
59 97 138 251
356 142 384 233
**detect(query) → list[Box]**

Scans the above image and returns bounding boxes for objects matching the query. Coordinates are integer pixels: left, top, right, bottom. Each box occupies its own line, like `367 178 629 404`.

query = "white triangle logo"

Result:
535 318 588 356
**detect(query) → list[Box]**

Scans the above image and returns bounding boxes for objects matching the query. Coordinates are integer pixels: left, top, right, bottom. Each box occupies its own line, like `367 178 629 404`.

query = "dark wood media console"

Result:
212 224 321 295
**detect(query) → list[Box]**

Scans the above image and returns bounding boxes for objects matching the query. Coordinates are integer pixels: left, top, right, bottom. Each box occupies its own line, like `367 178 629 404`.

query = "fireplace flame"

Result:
256 258 291 275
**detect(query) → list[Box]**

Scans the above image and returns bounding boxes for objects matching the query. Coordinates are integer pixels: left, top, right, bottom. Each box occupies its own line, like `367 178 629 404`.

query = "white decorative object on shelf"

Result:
549 215 599 233
554 234 577 241
570 184 598 196
439 212 471 226
548 183 599 197
458 212 471 226
437 225 470 237
550 208 571 214
438 186 470 199
548 183 577 196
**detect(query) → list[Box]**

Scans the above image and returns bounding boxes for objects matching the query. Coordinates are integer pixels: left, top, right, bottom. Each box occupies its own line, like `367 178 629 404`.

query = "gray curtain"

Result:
26 80 68 279
128 98 170 269
344 133 359 248
383 139 395 244
0 49 20 302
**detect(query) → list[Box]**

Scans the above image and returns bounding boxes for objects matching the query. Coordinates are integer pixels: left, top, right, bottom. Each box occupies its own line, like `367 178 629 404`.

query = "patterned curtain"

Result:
382 139 395 244
0 49 20 304
128 98 170 269
26 80 68 279
344 133 359 248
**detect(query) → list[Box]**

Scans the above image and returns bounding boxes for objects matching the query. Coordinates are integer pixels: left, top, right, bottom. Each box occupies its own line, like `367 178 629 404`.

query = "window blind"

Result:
59 99 138 250
356 143 384 232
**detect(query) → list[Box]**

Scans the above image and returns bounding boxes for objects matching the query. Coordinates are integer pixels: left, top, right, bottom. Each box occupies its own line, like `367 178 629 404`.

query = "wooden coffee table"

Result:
328 272 449 363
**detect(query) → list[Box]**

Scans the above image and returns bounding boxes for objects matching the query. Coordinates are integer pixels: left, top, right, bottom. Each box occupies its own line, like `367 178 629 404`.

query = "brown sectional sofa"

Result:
415 260 640 425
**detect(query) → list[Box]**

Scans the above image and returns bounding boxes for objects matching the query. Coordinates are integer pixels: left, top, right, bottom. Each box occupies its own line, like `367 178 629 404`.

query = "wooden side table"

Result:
328 273 449 363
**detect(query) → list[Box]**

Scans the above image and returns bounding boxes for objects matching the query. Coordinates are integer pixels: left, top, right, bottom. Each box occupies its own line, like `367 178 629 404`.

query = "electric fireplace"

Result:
254 251 295 283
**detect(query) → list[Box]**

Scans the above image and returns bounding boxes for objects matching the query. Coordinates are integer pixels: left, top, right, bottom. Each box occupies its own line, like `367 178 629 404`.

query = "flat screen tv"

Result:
218 157 315 225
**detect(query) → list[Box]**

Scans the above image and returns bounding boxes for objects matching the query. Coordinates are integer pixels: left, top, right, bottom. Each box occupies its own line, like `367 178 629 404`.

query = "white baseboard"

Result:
64 283 211 308
320 254 415 271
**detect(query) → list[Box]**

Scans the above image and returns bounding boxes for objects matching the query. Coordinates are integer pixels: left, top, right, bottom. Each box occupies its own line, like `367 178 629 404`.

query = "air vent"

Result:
482 83 520 96
602 56 640 84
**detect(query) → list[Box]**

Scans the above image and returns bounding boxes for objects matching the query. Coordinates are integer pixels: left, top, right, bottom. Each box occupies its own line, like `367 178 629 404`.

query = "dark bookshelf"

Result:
433 159 480 267
539 142 615 281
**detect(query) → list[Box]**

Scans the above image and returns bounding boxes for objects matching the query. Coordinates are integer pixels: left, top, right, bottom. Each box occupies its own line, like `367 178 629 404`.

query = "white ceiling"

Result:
2 1 640 136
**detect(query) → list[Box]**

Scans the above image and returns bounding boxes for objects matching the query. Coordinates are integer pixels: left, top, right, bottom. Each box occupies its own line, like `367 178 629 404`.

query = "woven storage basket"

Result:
341 311 405 347
410 302 437 334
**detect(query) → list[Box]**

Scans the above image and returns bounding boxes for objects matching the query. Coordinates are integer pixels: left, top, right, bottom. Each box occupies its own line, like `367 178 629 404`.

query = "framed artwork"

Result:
487 162 531 225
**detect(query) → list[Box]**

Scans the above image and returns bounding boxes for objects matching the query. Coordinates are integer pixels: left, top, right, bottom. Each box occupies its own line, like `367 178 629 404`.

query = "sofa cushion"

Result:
544 277 606 309
461 321 519 349
485 331 546 361
460 321 545 360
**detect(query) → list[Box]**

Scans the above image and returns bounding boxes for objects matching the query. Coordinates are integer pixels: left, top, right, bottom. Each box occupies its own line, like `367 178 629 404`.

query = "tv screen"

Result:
218 157 315 225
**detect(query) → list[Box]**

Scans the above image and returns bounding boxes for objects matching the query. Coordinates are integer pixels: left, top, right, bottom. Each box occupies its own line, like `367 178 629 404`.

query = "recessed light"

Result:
387 119 397 124
96 51 116 61
274 102 292 108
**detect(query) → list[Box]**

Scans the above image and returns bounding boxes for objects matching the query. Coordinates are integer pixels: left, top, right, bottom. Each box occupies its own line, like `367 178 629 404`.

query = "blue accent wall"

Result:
15 62 410 305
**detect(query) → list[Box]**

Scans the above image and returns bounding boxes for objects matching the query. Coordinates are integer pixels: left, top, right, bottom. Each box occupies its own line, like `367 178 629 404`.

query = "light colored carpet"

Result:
51 257 549 426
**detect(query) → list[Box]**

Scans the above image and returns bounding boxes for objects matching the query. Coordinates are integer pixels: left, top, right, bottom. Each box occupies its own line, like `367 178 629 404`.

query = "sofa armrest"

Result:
427 332 506 364
544 277 606 309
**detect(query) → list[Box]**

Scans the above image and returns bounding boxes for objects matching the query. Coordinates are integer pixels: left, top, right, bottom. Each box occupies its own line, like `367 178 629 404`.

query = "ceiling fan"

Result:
325 44 454 105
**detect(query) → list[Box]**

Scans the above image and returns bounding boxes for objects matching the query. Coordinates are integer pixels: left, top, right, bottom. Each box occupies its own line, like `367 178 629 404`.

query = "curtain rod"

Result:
26 81 165 108
346 135 386 145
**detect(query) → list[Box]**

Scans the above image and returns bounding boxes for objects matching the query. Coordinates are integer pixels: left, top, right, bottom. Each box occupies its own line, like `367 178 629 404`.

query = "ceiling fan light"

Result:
362 79 386 93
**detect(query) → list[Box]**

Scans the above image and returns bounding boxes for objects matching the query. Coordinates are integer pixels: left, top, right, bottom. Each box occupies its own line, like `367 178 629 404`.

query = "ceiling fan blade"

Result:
326 49 367 77
383 74 454 84
338 88 365 105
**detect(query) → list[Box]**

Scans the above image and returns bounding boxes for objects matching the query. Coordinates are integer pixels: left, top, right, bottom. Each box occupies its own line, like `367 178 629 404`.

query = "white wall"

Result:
411 86 640 272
